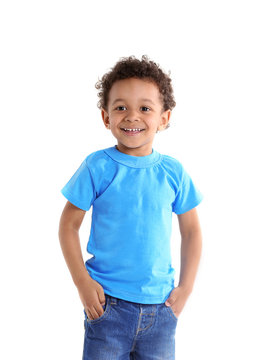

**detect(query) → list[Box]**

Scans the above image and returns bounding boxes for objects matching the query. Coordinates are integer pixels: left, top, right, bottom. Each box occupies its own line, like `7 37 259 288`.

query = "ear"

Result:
158 109 171 131
101 108 110 129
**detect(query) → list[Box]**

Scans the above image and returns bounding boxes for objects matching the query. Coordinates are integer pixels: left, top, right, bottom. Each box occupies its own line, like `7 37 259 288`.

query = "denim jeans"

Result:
82 293 178 360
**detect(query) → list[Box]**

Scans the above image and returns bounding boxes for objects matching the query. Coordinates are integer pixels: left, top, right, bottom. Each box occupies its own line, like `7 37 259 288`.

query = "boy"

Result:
59 55 203 360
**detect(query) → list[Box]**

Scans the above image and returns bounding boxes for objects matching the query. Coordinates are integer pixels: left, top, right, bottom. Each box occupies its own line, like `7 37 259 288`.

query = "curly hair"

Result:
95 55 176 130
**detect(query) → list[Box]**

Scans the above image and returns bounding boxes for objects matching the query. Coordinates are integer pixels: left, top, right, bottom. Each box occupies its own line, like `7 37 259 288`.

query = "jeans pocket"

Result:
86 296 110 324
165 304 179 322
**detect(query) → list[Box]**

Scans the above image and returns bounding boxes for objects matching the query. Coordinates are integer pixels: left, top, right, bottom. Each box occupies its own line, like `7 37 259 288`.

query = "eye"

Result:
115 106 126 111
141 106 150 112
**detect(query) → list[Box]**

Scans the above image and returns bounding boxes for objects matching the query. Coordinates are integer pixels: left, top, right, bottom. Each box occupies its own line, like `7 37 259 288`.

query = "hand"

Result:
76 274 106 320
165 286 191 318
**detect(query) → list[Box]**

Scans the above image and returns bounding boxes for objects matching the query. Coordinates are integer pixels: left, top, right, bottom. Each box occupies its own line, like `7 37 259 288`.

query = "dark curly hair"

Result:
95 55 176 130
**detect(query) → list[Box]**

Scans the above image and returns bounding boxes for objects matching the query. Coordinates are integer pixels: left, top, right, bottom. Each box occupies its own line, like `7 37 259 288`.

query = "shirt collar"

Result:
103 145 162 168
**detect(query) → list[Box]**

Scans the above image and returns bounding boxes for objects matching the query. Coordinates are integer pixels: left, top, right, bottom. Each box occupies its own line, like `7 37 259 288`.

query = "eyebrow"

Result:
112 98 156 106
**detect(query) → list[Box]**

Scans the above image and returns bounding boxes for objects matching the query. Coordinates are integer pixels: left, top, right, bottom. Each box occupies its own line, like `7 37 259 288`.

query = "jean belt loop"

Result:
109 295 117 305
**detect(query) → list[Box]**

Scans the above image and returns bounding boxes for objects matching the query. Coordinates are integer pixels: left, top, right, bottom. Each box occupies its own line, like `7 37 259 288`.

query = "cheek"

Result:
109 120 119 128
110 117 122 127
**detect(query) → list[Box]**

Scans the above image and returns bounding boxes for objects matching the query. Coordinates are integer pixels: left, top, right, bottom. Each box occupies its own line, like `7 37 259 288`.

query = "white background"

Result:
1 0 261 359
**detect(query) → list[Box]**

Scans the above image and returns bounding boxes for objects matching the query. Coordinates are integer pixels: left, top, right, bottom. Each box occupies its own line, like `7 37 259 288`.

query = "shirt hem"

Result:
174 195 204 215
60 188 91 211
100 285 174 304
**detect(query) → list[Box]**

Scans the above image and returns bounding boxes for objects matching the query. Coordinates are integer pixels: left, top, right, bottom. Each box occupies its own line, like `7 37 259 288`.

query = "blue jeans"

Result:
82 293 178 360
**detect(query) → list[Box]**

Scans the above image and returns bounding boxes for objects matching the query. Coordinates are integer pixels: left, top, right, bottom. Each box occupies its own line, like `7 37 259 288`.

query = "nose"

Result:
125 109 140 122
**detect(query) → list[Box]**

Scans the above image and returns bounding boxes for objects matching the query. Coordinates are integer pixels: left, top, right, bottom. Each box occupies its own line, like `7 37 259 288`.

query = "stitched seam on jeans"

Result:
167 306 178 321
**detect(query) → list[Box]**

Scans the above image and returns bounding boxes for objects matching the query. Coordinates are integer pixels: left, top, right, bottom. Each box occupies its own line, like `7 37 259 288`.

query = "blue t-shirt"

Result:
61 145 203 304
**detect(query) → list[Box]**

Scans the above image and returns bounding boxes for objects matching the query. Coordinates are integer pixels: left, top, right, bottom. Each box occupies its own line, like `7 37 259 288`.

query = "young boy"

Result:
59 55 203 360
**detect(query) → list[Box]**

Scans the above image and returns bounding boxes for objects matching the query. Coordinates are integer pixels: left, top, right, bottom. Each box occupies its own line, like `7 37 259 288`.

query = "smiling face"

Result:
101 78 171 156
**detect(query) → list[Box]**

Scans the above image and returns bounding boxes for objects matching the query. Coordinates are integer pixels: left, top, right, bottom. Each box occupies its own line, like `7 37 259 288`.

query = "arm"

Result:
165 207 202 317
58 201 89 285
177 207 202 293
58 201 106 320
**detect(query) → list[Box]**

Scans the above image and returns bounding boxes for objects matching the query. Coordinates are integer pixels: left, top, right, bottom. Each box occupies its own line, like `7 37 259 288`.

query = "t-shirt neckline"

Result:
103 145 161 168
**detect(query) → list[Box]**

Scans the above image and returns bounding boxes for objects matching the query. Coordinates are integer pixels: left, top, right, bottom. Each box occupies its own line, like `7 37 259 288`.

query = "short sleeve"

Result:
172 166 203 215
61 160 96 211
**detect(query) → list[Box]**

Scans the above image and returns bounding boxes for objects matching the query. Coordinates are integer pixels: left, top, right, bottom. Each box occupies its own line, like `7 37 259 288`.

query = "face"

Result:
101 78 171 156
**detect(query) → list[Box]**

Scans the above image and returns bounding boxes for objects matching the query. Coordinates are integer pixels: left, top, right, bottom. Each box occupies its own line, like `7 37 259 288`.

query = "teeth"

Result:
123 128 142 132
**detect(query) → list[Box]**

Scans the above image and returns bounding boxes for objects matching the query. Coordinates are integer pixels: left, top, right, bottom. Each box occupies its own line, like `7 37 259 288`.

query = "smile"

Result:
120 128 145 136
121 128 145 132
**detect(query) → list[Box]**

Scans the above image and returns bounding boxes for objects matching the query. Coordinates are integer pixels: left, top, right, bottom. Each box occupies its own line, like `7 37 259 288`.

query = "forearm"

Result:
58 226 91 287
178 231 202 294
